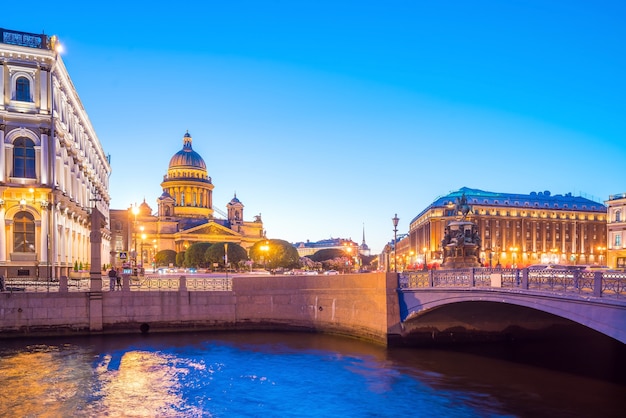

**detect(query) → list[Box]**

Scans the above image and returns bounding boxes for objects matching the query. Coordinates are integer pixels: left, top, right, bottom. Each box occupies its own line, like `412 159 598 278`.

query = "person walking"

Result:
116 268 122 290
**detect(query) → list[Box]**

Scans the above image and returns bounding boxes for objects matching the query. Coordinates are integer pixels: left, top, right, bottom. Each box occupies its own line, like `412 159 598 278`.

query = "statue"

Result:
440 193 481 269
455 193 472 220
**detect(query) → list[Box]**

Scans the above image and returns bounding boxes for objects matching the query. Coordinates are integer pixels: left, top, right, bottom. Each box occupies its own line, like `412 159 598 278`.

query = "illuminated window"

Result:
16 76 31 102
13 137 36 178
14 211 36 253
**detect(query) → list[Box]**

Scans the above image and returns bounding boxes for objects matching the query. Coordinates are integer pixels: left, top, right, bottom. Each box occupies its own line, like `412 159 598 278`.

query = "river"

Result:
0 331 624 417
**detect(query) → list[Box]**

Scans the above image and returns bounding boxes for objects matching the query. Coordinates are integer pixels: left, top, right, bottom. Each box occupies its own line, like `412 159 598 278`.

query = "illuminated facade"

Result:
0 28 111 279
109 132 264 269
398 187 607 269
606 193 626 269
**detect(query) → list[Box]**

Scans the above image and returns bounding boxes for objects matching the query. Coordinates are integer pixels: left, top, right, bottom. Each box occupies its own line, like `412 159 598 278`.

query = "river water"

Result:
0 331 624 417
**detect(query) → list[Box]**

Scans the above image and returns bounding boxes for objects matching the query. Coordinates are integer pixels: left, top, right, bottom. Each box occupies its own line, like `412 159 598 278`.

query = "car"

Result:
324 270 339 275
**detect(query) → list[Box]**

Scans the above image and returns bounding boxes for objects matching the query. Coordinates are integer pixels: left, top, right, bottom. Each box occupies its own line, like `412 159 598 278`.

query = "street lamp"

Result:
140 231 146 273
260 240 269 271
392 214 399 273
131 204 139 273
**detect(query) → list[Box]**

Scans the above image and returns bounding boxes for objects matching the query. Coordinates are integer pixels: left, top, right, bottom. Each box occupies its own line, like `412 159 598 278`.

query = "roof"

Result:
412 186 607 224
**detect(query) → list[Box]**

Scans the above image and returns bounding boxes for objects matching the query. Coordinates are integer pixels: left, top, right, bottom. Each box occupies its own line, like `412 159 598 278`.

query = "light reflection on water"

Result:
0 332 624 417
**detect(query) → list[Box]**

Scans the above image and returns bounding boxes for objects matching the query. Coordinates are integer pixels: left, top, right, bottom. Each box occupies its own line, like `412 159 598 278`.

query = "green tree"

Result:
184 242 212 268
249 239 300 271
175 251 185 267
155 249 177 267
205 242 248 268
309 248 348 263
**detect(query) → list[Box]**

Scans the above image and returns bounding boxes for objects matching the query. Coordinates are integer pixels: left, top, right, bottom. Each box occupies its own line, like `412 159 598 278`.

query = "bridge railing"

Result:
399 268 626 298
0 274 232 293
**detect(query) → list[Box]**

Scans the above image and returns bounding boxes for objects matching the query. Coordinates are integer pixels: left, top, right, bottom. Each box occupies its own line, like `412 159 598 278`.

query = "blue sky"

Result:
5 1 625 253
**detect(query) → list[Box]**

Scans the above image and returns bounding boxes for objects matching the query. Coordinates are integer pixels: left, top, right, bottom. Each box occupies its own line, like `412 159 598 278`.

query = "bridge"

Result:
397 268 626 344
1 269 625 345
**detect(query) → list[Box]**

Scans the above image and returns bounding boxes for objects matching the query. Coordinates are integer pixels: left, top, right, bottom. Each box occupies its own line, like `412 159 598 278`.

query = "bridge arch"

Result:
399 289 626 344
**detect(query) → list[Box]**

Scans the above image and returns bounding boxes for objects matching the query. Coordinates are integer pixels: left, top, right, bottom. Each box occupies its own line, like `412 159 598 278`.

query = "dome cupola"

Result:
168 131 207 170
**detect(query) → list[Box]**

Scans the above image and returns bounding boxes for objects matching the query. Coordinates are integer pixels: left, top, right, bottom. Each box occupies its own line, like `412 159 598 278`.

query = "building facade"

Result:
0 28 111 279
109 132 264 270
396 187 607 270
606 193 626 269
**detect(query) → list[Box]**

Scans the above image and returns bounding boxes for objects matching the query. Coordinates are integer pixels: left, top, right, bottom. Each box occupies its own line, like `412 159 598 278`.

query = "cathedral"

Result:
109 132 264 269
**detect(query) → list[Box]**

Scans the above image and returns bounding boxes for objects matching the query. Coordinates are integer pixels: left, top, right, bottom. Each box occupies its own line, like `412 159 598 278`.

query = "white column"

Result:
40 131 49 185
40 206 49 263
0 207 6 262
0 126 5 183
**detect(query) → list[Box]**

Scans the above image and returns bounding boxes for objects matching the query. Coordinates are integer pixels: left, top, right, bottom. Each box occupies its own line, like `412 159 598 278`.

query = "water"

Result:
0 331 624 417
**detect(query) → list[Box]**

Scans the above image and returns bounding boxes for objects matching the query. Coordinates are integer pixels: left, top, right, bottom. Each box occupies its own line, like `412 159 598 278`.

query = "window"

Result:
13 137 36 178
616 235 622 247
16 77 31 102
616 210 622 222
14 211 36 253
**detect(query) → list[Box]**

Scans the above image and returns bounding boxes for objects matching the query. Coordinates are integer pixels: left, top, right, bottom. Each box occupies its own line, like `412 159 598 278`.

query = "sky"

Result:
4 1 626 253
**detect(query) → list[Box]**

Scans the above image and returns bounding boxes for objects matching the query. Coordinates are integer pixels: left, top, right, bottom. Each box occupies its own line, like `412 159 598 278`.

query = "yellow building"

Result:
0 28 111 279
109 132 264 268
395 187 607 269
606 193 626 269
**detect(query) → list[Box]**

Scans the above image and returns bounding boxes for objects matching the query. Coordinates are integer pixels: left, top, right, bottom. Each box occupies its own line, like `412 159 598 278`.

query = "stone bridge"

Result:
397 268 626 344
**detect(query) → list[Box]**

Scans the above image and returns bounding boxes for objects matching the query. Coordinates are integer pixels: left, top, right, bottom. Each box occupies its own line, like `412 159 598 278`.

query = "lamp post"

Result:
392 214 399 273
131 205 139 274
140 231 146 274
422 246 428 271
260 241 269 271
152 240 157 273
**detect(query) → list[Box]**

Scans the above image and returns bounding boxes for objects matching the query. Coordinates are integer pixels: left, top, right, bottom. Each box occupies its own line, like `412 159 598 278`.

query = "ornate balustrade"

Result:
400 268 626 298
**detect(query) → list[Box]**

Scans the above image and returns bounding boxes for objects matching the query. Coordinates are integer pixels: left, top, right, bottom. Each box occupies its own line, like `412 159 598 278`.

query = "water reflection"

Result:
0 332 624 417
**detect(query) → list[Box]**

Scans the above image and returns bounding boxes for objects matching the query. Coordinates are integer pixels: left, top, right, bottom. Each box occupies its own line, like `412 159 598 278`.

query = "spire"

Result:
362 223 366 246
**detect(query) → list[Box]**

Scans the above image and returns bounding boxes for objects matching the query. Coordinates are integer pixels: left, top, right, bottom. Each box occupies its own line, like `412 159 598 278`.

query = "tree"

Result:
155 249 176 267
205 242 248 269
249 239 300 271
175 251 185 267
309 248 349 263
184 242 212 268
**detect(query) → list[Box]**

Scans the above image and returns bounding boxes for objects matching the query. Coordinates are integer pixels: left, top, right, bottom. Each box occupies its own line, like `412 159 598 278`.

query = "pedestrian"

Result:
116 268 122 290
108 267 117 291
0 273 5 292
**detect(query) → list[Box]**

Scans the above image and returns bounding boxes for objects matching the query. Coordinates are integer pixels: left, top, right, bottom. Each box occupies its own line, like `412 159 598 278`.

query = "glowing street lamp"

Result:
260 241 269 271
392 214 399 273
131 205 139 273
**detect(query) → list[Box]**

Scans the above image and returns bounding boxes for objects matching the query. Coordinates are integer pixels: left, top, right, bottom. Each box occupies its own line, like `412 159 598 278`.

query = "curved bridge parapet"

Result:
398 268 626 343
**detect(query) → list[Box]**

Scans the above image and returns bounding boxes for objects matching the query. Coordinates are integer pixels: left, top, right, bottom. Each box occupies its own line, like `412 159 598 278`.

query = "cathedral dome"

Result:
168 131 206 170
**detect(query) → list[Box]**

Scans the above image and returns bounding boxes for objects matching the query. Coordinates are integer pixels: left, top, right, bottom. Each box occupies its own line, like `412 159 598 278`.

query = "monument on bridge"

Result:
441 193 482 269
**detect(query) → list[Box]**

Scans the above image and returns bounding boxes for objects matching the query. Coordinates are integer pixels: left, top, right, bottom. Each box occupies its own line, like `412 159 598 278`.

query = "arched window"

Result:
14 211 36 253
181 192 185 206
16 77 31 102
13 137 36 178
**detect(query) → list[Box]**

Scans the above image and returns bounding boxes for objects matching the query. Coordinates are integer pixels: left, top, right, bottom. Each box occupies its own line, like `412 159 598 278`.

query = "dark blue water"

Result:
0 331 623 417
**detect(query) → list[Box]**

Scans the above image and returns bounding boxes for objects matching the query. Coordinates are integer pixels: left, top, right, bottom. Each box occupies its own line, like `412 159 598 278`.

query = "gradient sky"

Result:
5 1 625 253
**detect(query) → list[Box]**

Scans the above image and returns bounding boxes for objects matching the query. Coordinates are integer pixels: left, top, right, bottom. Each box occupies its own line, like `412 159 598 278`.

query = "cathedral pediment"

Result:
180 221 239 237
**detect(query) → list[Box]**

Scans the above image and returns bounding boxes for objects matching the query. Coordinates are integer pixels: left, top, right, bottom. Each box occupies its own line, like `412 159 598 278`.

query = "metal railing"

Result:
399 268 626 298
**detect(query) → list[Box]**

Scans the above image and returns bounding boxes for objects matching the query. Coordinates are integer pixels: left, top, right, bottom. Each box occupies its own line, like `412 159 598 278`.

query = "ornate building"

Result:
397 187 607 269
0 28 111 279
109 132 264 269
606 193 626 269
